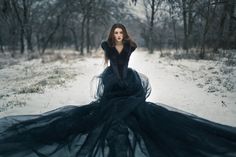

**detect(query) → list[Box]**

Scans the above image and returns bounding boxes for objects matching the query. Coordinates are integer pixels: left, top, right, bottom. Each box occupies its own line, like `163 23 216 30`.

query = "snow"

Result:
0 49 236 127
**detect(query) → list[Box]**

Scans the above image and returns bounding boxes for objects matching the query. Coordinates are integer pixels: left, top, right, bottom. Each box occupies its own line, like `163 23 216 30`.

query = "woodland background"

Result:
0 0 235 59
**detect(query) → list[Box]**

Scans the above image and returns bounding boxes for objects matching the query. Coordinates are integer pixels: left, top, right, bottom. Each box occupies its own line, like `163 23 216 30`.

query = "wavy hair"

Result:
104 23 136 65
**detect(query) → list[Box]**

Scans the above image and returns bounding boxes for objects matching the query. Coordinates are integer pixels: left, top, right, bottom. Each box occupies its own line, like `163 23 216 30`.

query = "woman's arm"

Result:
130 41 137 52
101 40 110 58
124 40 137 54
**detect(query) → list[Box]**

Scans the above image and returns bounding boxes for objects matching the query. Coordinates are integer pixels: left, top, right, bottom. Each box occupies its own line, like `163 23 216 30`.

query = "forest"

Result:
0 0 235 60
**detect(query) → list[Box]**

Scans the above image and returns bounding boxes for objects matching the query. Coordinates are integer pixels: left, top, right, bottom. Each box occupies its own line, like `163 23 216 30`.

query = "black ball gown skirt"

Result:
0 66 236 157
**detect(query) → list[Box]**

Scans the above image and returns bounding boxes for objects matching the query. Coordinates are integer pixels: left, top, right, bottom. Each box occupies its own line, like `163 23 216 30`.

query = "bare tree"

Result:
1 0 235 59
225 0 236 48
11 0 34 54
199 0 217 59
181 0 198 52
143 0 162 54
212 0 236 52
167 0 181 53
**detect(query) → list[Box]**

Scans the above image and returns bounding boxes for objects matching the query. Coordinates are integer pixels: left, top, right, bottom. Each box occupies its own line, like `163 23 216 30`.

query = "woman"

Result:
0 23 236 157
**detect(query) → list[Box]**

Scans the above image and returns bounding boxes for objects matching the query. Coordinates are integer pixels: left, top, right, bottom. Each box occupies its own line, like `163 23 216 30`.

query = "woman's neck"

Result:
115 41 123 46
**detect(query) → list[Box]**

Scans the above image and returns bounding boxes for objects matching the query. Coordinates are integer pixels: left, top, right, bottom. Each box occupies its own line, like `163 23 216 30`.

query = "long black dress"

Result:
0 41 236 157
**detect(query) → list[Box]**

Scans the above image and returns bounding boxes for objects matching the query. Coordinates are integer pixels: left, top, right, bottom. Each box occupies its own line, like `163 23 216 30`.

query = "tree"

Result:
143 0 162 54
181 0 198 52
199 0 217 59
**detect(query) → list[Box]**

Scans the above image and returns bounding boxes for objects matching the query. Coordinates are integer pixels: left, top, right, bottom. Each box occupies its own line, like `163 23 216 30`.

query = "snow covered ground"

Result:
0 49 236 127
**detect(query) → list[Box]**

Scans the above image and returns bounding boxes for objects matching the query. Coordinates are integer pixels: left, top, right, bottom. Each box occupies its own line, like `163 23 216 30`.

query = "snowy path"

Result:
130 50 236 126
0 50 235 127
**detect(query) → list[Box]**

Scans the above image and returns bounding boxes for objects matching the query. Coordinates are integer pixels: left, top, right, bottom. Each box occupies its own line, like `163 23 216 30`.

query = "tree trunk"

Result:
0 36 4 53
214 0 229 52
226 0 235 48
200 0 211 59
41 16 60 54
23 0 33 53
26 28 33 53
70 27 79 51
86 16 90 54
80 15 86 56
12 0 25 54
36 34 40 52
187 1 193 44
20 28 25 54
182 0 188 52
149 0 155 54
169 7 178 53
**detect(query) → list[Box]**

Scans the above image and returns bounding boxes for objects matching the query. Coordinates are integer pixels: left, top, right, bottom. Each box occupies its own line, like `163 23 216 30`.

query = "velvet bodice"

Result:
101 40 137 79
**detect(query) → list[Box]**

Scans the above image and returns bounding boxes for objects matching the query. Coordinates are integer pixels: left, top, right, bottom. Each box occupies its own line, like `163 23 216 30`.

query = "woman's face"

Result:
113 28 123 43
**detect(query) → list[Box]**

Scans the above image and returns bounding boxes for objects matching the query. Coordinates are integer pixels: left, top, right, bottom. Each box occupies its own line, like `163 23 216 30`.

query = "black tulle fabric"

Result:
0 41 236 157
